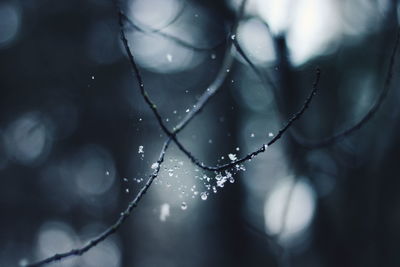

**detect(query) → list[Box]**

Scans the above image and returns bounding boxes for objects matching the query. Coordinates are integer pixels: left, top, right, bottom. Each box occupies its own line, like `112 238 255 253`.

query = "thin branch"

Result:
232 38 278 93
293 28 400 149
176 68 321 172
26 138 172 267
138 0 187 33
121 12 226 52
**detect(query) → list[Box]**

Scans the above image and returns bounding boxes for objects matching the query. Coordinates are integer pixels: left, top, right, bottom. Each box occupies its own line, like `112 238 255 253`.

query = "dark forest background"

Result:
1 0 400 266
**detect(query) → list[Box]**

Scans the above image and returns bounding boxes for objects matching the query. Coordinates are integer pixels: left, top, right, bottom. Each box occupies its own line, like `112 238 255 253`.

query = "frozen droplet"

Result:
185 109 190 113
231 34 236 40
268 132 274 137
212 186 217 193
181 202 187 210
211 53 216 59
168 169 174 177
105 171 110 176
138 118 142 122
165 118 169 122
226 68 230 73
166 53 173 62
200 192 208 200
217 179 226 188
236 147 240 151
228 153 237 161
173 110 177 114
123 177 128 182
264 144 269 150
91 76 95 80
151 162 159 169
250 133 255 138
125 188 129 193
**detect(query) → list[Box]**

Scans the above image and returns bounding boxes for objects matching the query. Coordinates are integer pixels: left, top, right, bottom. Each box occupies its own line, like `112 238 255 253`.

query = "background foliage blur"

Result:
1 0 400 266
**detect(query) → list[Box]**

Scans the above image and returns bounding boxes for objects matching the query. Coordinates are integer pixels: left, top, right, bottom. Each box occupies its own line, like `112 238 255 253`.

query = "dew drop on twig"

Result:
151 162 159 169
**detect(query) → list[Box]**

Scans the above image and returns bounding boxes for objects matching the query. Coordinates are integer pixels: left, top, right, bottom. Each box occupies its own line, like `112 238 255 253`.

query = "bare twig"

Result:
26 138 172 267
180 68 320 172
121 12 226 52
293 28 400 149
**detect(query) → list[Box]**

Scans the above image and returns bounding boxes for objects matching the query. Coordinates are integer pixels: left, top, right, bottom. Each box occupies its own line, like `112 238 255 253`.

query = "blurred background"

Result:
1 0 400 266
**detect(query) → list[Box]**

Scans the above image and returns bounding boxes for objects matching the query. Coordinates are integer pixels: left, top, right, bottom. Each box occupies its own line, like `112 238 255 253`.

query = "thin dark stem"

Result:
232 38 277 93
121 12 226 52
26 138 172 267
293 28 400 149
178 68 320 172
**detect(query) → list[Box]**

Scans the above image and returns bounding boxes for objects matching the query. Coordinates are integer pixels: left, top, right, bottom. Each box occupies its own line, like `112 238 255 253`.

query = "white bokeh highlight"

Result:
264 177 316 243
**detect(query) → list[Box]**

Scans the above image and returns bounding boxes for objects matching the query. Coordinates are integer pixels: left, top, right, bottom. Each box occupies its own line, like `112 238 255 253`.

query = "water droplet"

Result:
208 139 213 144
201 192 208 200
236 147 240 151
228 153 237 161
173 110 177 114
264 144 269 150
185 108 190 113
226 68 230 73
166 53 172 62
125 188 130 193
139 118 142 122
212 186 217 193
181 202 187 210
123 177 128 182
211 53 216 59
91 75 95 80
168 169 174 177
151 162 159 169
231 34 236 40
250 133 255 138
105 171 110 176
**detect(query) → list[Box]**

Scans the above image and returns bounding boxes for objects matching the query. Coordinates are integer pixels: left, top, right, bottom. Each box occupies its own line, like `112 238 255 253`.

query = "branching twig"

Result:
25 1 247 266
120 1 321 172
